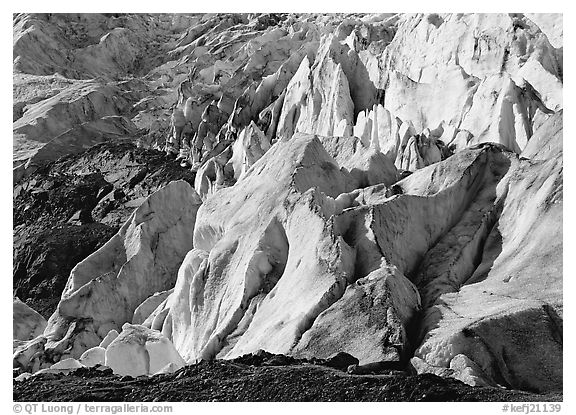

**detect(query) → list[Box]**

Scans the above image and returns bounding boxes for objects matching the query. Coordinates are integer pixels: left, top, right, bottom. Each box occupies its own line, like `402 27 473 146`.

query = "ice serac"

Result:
13 298 47 344
14 181 202 372
318 134 398 188
294 144 517 369
13 13 563 184
525 13 562 49
228 121 271 180
294 265 420 365
132 289 174 325
150 133 358 362
11 13 563 393
361 13 562 156
13 80 132 169
521 110 562 161
410 123 562 392
12 13 206 180
414 155 562 393
277 35 356 139
358 146 502 279
99 329 119 348
383 65 478 136
225 188 355 358
379 13 561 92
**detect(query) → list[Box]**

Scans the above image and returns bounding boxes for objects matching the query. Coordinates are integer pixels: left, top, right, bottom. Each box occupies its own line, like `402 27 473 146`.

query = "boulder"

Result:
104 323 186 377
50 358 84 370
324 352 359 370
79 347 106 367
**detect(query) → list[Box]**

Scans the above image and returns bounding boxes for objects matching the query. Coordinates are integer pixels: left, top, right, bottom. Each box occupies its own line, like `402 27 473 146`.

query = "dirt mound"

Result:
13 358 562 402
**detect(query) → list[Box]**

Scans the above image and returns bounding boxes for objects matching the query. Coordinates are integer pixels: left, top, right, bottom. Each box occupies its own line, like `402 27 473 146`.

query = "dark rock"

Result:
13 223 118 318
128 167 148 188
113 188 125 201
347 360 405 375
262 355 295 367
324 352 359 371
397 170 412 180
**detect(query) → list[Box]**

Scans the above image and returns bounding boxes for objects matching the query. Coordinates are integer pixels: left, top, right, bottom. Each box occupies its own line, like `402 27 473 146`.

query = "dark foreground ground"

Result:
14 356 562 402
